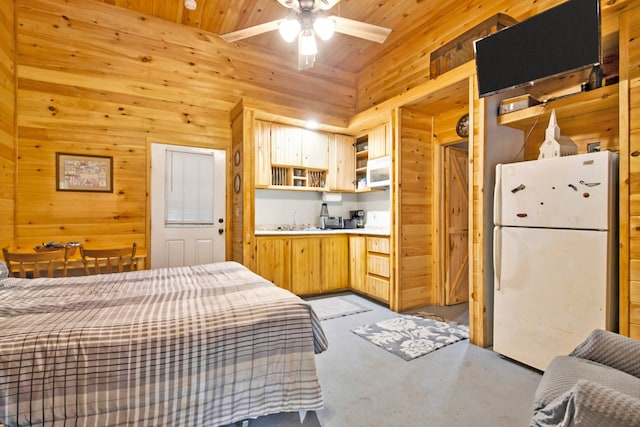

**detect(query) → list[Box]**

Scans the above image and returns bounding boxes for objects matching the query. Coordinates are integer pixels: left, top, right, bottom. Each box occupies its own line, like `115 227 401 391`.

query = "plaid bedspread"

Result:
0 261 328 426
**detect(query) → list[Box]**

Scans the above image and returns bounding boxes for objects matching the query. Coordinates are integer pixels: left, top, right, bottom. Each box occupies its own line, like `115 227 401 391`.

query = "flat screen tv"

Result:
474 0 601 98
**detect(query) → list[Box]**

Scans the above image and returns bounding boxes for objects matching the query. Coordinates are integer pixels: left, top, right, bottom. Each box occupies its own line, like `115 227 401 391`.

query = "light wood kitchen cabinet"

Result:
255 236 291 291
255 120 272 187
291 237 322 295
256 234 350 296
271 123 303 166
291 236 350 294
329 134 356 191
365 236 390 302
349 235 366 292
367 124 389 159
265 123 330 190
302 129 329 169
367 254 390 277
255 120 358 191
270 124 329 170
321 235 349 291
367 236 390 254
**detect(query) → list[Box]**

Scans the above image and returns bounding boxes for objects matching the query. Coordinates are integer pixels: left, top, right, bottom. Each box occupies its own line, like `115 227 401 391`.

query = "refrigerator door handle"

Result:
493 227 501 291
494 164 502 226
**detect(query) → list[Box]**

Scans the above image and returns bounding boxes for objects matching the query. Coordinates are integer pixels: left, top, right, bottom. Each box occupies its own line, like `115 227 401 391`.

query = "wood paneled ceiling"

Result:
95 0 463 73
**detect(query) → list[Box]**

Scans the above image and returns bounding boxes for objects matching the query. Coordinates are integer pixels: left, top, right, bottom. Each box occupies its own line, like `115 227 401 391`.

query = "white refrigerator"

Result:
493 151 618 371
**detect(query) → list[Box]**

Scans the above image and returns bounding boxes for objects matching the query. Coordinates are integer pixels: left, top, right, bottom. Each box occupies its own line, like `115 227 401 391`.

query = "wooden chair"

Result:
2 247 68 278
80 243 138 275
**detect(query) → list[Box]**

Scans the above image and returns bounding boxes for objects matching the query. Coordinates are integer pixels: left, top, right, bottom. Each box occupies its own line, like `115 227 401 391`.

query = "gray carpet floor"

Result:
224 292 542 427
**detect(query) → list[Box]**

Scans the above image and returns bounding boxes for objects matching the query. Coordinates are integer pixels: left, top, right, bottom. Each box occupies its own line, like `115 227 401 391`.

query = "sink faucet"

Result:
292 212 296 230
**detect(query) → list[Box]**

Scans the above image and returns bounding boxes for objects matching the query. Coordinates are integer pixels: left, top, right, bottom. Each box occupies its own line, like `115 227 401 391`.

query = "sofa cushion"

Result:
570 329 640 378
532 355 640 411
531 379 640 427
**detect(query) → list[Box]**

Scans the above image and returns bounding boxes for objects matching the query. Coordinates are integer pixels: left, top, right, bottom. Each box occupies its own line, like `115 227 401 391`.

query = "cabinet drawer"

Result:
366 274 390 302
367 237 389 254
367 254 389 278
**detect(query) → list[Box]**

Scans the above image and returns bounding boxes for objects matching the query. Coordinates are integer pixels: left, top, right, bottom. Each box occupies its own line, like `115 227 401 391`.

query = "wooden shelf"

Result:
264 185 328 192
269 166 326 190
497 84 619 131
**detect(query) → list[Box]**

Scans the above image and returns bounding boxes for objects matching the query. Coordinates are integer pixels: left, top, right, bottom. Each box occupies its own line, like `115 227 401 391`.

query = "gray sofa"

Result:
530 329 640 426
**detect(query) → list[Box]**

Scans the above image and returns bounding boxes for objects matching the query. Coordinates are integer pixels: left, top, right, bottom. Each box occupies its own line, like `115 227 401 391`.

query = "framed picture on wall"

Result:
56 153 113 192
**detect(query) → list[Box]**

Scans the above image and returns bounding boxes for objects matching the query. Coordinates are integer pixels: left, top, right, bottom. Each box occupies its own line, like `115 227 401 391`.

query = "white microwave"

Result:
366 156 391 188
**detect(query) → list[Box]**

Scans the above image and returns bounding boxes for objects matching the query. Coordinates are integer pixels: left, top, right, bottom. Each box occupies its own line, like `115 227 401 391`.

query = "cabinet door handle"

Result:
632 151 640 157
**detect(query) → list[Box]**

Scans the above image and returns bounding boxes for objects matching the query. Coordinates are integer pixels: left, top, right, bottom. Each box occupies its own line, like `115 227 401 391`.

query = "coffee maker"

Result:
350 210 365 228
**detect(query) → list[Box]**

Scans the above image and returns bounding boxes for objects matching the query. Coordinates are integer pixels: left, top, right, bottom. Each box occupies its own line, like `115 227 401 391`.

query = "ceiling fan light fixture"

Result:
220 0 392 70
299 31 318 56
184 0 197 11
313 17 335 41
279 18 301 43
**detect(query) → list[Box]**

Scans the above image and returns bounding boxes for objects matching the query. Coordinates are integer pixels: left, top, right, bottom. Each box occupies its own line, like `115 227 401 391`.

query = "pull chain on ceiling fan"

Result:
220 0 392 70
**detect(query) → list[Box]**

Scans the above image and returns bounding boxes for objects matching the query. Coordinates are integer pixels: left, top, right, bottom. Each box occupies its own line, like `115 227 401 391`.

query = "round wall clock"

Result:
456 113 470 138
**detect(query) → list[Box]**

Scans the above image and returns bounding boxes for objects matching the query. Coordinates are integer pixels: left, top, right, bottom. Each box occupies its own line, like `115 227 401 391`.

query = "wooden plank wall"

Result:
12 0 355 254
230 102 245 265
0 2 15 250
230 102 258 271
356 0 614 112
622 3 640 338
395 108 433 311
472 79 488 346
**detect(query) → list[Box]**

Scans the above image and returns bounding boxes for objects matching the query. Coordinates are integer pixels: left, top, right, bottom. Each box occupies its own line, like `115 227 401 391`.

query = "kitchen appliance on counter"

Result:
319 202 344 229
319 202 329 229
350 210 366 228
493 150 618 371
323 216 344 229
343 219 356 229
365 211 391 234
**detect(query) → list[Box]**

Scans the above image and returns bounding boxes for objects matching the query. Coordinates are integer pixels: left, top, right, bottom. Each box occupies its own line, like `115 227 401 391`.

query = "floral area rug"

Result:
352 315 469 361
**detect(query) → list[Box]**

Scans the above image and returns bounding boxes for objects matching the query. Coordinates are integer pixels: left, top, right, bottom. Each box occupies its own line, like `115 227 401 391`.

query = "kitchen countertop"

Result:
255 227 390 236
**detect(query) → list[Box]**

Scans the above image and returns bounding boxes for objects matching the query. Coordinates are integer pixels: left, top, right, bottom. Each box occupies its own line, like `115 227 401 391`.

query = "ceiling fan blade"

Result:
330 16 391 44
220 20 281 42
317 0 341 11
277 0 300 10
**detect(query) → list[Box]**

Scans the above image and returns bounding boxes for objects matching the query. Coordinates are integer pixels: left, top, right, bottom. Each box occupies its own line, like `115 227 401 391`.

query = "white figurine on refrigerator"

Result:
538 109 577 159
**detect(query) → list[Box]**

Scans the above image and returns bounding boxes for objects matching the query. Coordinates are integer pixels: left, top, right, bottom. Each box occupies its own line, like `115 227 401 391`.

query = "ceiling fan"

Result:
220 0 392 70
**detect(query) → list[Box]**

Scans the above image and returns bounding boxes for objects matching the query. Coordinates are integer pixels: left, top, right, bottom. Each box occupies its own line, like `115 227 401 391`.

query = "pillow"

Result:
0 260 8 278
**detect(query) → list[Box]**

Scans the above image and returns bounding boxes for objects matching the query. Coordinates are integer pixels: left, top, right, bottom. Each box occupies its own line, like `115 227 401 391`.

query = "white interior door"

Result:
151 143 226 268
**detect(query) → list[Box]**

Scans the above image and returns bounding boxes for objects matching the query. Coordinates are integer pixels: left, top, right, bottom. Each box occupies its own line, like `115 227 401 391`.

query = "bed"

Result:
0 261 328 426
